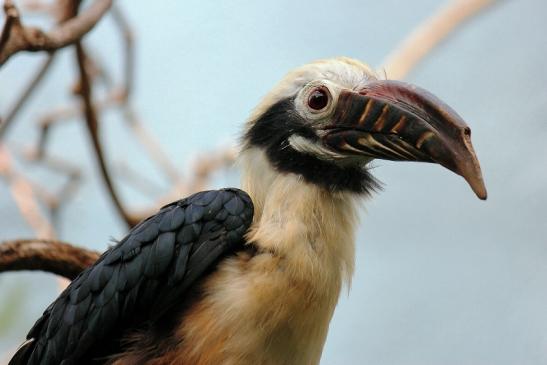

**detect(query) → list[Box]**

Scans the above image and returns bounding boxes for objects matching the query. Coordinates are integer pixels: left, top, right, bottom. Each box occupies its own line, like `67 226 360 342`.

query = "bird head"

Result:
243 57 487 199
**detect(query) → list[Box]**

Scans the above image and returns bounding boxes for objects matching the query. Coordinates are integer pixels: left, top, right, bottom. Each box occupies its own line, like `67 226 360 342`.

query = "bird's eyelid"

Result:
302 79 340 94
296 81 344 118
295 87 338 122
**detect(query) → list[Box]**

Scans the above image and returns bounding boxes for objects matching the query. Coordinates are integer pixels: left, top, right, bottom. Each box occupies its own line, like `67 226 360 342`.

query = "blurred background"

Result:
0 0 546 364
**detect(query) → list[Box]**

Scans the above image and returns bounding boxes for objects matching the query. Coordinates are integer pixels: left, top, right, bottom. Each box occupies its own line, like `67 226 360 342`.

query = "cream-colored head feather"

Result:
245 57 379 131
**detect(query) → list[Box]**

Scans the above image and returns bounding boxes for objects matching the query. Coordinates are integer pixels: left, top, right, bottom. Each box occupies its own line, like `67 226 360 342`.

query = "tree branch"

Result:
0 146 56 238
75 42 141 227
16 145 82 216
0 239 99 280
380 0 497 80
0 0 18 51
0 0 112 65
0 53 55 139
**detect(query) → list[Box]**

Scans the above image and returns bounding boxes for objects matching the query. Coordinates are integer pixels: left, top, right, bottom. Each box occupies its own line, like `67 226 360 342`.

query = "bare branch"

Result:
20 0 58 16
121 146 237 221
0 146 56 238
114 160 165 197
0 0 18 51
380 0 498 80
75 42 141 227
187 146 237 194
109 6 182 185
0 53 55 139
0 0 112 65
123 106 183 184
110 4 134 98
16 145 82 214
0 239 99 280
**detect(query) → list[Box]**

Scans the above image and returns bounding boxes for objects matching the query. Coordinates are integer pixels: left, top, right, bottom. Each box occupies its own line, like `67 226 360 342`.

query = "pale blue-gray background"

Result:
1 0 546 364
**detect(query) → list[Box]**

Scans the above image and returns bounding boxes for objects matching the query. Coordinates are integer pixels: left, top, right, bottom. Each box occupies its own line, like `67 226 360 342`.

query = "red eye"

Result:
308 87 330 111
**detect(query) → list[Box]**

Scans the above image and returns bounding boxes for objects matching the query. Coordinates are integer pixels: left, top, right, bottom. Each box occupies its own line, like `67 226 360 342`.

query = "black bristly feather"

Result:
10 188 253 365
244 98 382 195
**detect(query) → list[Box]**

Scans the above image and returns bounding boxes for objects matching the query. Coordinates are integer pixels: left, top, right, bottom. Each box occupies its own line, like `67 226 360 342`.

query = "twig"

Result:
119 146 237 221
113 160 165 197
0 146 56 238
187 146 237 193
75 42 141 227
110 4 134 98
34 88 122 156
0 0 17 51
19 0 58 16
24 5 182 226
0 239 99 280
123 106 183 184
30 2 181 191
0 53 55 139
2 3 182 229
17 145 82 213
110 5 182 184
84 46 115 87
0 0 112 65
380 0 498 80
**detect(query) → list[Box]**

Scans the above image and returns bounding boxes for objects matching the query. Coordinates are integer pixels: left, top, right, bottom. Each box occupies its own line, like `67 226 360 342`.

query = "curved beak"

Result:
322 80 487 200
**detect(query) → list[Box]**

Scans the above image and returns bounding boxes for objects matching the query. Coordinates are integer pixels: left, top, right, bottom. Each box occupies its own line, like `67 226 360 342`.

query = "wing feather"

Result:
10 188 253 365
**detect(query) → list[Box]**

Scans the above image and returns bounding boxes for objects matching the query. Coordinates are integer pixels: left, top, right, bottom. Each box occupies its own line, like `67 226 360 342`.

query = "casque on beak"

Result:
322 80 487 200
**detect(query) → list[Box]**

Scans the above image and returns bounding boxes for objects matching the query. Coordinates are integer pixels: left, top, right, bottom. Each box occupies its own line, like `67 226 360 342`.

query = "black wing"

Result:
11 188 253 365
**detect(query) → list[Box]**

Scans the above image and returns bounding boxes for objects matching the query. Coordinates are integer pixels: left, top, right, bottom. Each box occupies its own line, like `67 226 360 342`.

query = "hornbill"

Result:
10 57 486 365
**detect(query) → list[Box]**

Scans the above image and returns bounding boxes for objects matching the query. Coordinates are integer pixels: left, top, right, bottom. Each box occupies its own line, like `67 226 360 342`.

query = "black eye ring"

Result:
307 86 330 111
